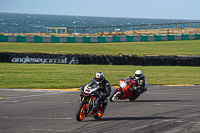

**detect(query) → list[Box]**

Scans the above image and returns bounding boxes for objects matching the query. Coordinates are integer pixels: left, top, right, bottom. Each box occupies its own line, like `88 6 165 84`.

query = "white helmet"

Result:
135 70 142 79
95 72 104 83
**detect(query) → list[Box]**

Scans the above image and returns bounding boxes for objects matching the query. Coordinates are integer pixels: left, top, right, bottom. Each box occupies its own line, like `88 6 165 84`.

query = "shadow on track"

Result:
91 116 176 121
116 100 191 103
134 100 183 102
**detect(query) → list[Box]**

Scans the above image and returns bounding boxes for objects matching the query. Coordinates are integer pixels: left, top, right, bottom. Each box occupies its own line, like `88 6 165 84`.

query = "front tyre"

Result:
76 101 87 121
109 89 121 102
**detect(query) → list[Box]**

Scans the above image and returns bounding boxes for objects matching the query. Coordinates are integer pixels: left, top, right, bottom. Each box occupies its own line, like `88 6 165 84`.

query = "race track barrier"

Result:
0 34 200 43
0 52 199 66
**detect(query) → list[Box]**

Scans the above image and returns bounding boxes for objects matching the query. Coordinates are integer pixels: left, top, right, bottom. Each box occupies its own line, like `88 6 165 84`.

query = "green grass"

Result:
1 40 200 56
0 63 199 89
1 40 200 88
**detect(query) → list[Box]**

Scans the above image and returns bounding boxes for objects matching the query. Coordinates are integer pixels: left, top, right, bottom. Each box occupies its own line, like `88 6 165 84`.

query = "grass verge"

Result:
0 63 199 89
1 40 200 56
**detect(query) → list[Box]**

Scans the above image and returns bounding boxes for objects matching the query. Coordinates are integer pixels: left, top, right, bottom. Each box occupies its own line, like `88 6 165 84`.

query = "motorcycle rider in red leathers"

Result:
130 70 147 94
85 72 111 108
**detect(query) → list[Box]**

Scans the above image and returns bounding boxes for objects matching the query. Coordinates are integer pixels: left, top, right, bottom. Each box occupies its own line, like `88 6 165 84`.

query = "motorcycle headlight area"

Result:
120 81 127 89
84 89 91 93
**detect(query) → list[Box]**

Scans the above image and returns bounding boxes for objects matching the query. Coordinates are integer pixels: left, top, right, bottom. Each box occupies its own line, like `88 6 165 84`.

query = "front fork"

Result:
87 98 92 113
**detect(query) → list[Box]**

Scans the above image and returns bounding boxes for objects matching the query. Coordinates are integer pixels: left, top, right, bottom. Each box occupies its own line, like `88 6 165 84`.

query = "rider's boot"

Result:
103 99 108 109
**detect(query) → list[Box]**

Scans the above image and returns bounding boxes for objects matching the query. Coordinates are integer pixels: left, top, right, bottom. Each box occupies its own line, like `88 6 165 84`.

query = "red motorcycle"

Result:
109 76 148 102
76 83 105 121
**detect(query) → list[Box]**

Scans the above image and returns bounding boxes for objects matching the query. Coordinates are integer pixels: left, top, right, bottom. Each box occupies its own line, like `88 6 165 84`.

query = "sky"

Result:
0 0 200 20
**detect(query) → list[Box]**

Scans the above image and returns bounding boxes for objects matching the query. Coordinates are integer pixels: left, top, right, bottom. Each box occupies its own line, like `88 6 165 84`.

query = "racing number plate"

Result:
120 81 127 89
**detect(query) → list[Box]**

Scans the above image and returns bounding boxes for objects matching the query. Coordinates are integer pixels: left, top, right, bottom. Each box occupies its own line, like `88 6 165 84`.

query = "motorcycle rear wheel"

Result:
94 103 105 119
129 94 140 101
76 101 87 121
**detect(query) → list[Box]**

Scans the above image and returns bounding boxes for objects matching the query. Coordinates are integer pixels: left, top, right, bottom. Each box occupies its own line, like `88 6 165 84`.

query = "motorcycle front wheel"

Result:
109 89 122 102
76 101 87 121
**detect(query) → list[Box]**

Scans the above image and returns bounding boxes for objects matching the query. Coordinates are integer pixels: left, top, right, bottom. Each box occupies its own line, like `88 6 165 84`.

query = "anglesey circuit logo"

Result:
11 56 79 64
69 57 79 64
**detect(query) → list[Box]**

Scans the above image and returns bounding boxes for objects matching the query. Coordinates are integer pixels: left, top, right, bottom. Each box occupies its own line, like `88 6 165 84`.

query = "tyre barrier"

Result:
0 52 200 66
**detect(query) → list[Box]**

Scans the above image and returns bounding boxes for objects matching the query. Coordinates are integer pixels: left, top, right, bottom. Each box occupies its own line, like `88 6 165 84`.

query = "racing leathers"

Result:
87 78 111 107
130 74 147 94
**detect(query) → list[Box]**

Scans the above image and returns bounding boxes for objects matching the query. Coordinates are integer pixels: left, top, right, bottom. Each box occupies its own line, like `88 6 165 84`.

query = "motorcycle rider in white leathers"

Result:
130 70 147 94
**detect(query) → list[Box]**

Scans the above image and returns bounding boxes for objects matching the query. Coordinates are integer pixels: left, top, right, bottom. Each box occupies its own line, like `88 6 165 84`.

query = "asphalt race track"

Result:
1 85 200 133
